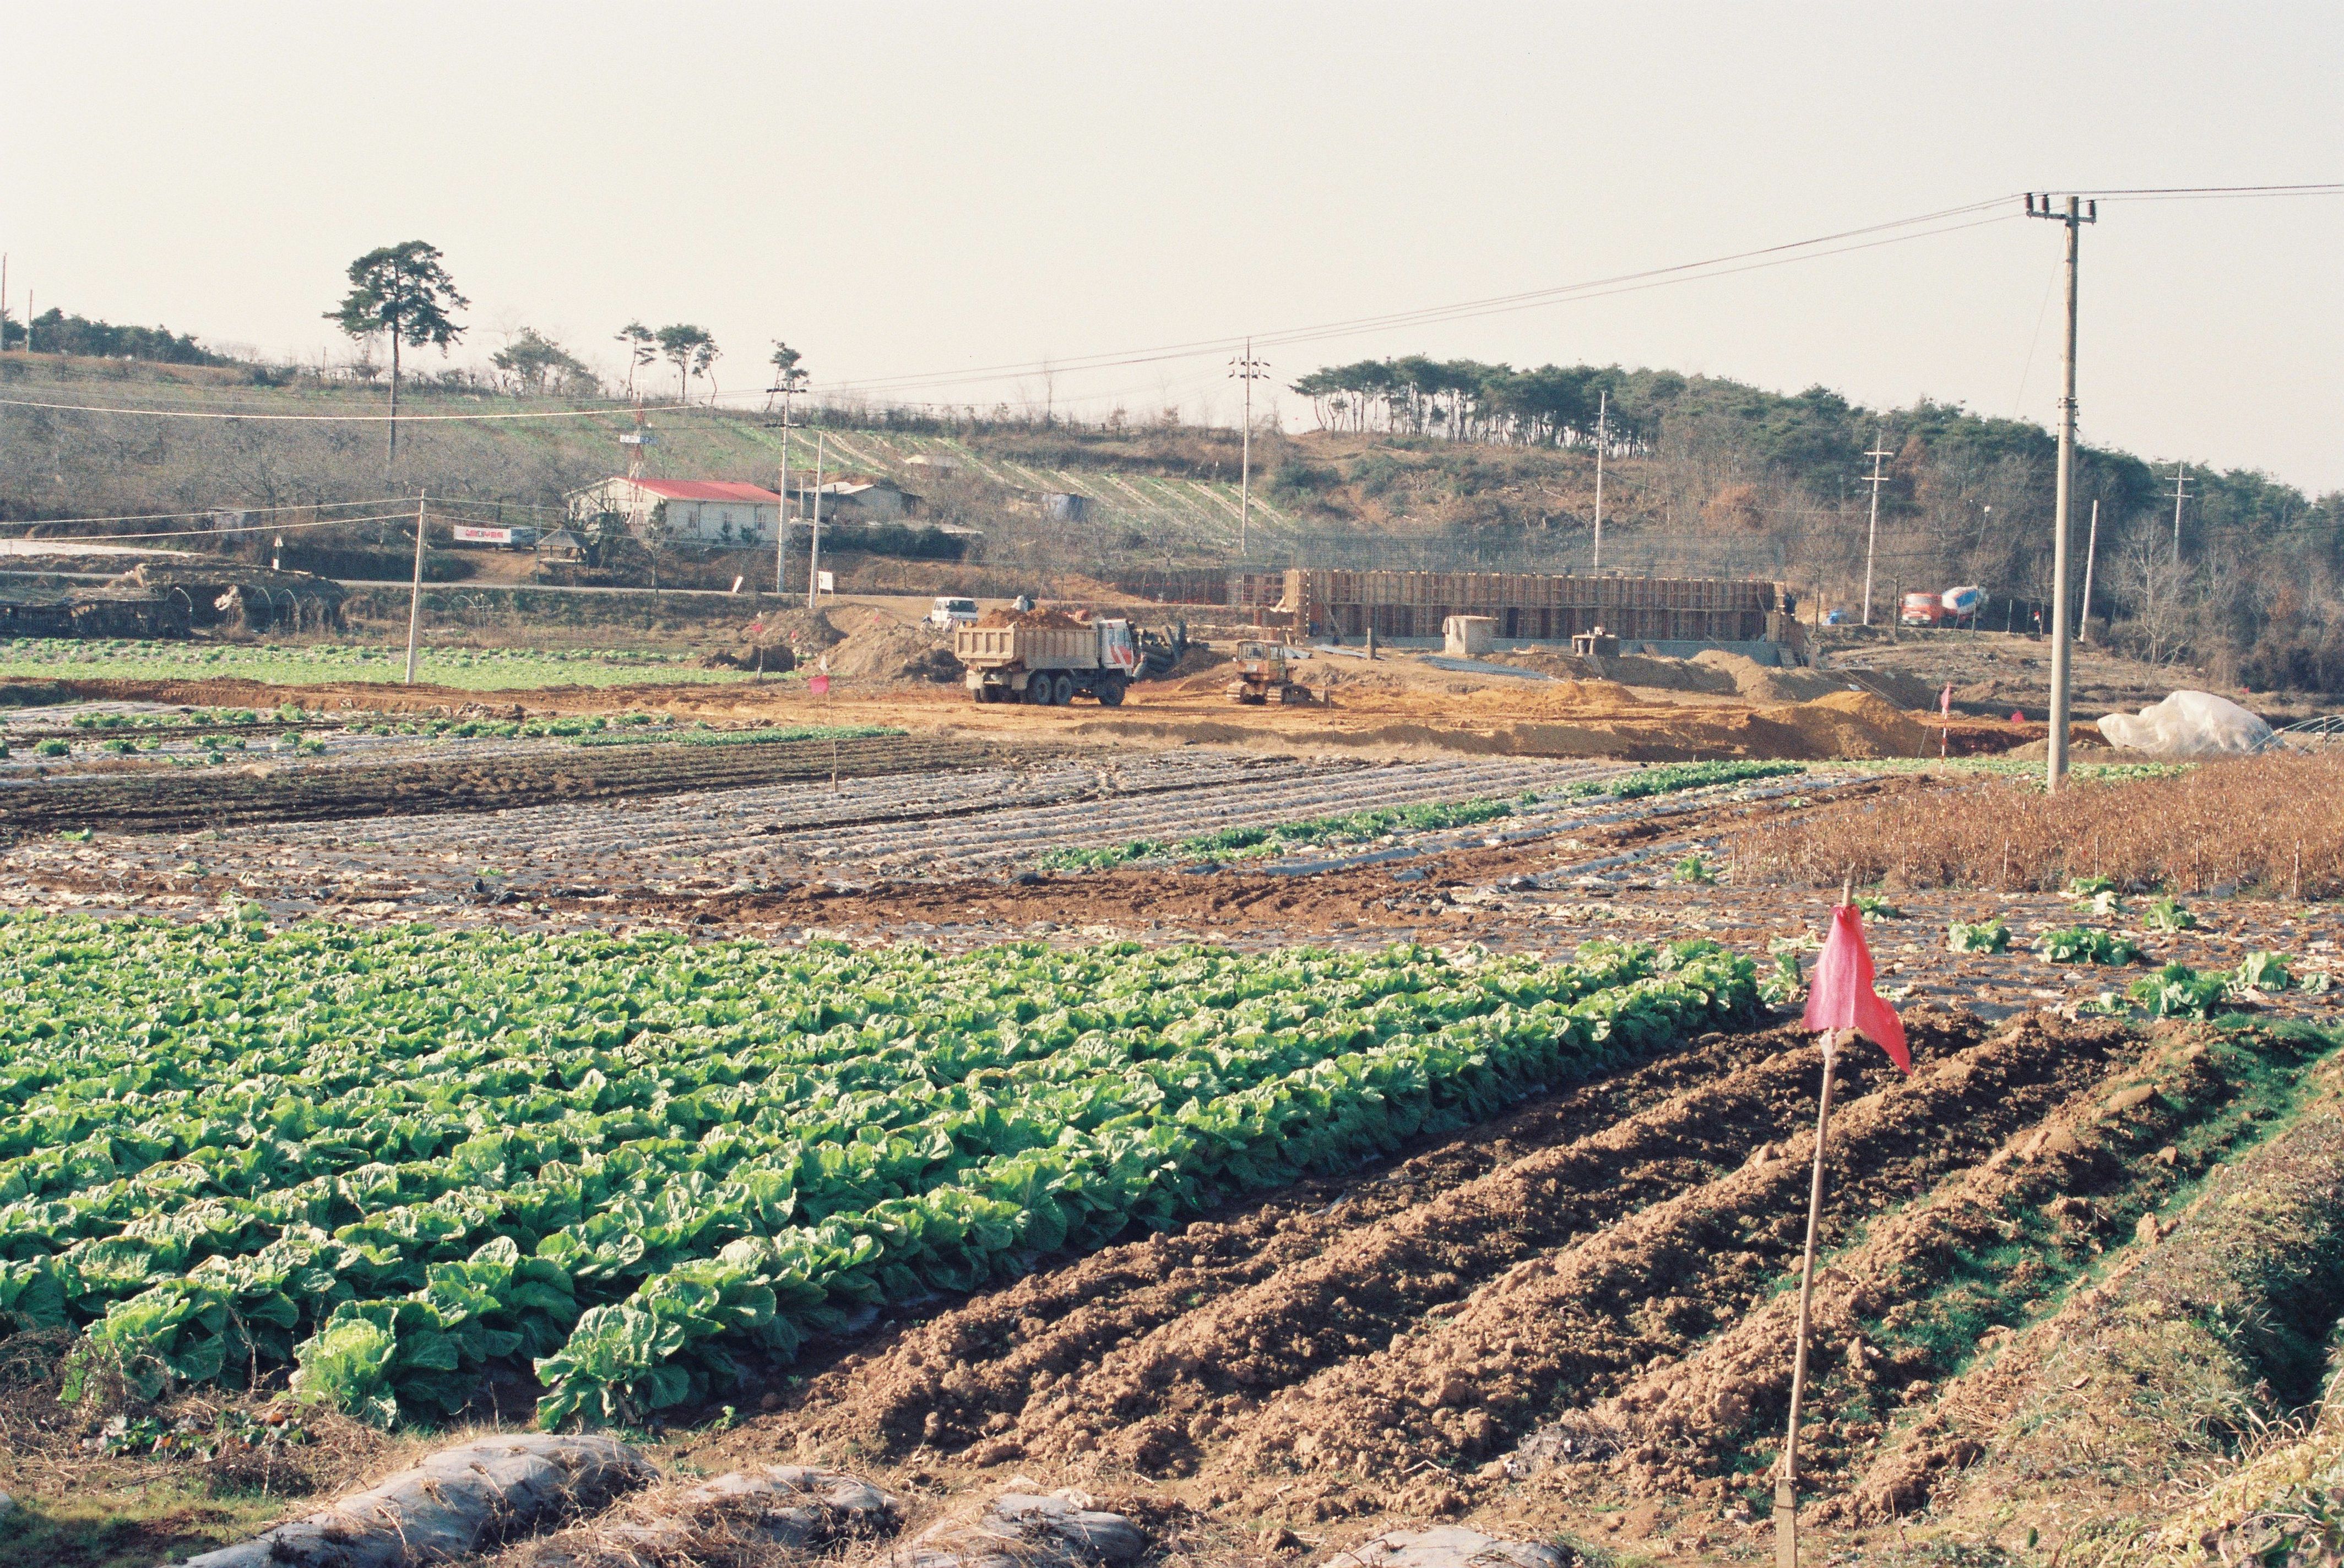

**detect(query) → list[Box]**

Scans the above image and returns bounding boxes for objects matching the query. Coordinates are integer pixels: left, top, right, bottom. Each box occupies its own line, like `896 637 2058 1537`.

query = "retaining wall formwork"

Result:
1265 568 1799 647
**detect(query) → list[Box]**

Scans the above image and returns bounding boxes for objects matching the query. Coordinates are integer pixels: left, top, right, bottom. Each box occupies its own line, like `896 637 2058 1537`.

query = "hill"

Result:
0 351 2336 690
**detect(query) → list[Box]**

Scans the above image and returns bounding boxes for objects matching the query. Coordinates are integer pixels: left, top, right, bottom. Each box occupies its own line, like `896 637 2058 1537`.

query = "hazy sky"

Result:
5 3 2339 489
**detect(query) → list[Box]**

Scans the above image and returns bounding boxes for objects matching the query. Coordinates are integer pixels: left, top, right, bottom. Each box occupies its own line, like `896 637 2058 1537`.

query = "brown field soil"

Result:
3 663 2340 1568
0 732 1038 833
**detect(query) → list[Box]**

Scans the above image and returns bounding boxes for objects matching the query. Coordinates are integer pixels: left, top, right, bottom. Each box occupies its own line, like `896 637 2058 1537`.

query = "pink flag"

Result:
809 674 831 696
1801 903 1911 1073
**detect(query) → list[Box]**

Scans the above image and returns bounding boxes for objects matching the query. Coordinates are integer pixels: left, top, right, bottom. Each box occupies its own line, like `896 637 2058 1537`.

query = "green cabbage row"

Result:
0 915 1756 1429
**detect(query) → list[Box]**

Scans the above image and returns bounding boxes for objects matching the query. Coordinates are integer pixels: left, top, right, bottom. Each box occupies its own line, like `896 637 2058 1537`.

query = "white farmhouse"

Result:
568 478 784 546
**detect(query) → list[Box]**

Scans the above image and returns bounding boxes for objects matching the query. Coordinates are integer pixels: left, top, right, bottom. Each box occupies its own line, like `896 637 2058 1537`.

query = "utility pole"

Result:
2025 192 2095 794
1859 430 1893 626
774 386 796 595
805 432 826 610
2079 498 2100 644
1229 340 1268 562
1591 388 1608 571
2166 462 2184 560
404 493 430 684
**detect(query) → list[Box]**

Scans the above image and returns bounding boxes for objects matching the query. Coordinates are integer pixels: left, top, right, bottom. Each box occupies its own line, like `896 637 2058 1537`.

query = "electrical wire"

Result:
0 397 685 423
0 180 2327 433
0 510 426 545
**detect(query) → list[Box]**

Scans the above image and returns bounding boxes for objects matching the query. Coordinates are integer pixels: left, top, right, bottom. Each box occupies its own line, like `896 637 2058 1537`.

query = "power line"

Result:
1 179 2330 431
0 395 688 423
0 509 426 545
0 495 416 527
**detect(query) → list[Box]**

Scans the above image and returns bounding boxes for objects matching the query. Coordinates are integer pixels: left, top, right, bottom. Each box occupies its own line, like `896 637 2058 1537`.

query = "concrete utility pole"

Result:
804 432 826 610
1229 340 1268 562
2080 498 2100 644
404 493 430 684
2166 462 2184 560
1592 388 1608 571
1859 430 1894 626
2025 192 2095 793
774 386 796 595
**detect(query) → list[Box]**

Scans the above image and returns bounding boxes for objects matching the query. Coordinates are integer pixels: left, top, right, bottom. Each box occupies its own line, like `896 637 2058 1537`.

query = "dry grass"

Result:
1732 752 2344 897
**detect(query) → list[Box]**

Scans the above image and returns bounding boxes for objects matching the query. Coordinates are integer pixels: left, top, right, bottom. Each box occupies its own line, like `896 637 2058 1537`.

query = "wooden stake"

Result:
1776 1026 1842 1568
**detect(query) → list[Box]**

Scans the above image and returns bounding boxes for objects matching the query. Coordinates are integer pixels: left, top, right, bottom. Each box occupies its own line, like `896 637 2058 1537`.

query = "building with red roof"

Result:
567 476 784 546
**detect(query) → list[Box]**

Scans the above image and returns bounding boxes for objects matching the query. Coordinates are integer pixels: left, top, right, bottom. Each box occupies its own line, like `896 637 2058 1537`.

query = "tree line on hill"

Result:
1284 356 2343 693
0 308 229 365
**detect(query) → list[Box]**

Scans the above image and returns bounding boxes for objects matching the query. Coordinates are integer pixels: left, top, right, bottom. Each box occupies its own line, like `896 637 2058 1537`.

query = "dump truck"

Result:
956 617 1139 705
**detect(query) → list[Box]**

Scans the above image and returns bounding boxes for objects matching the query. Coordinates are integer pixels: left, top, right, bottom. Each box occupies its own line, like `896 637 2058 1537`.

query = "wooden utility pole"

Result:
2026 192 2094 794
2080 498 2101 644
1859 430 1893 626
2167 464 2192 560
1592 389 1608 571
1230 340 1268 562
404 493 430 684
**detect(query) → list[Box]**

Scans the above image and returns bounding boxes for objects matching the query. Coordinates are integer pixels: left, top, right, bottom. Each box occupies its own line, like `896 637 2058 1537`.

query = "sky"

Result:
3 2 2339 490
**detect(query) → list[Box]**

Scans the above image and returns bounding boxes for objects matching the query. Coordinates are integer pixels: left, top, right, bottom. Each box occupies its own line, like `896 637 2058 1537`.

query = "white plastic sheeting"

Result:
2097 691 2275 757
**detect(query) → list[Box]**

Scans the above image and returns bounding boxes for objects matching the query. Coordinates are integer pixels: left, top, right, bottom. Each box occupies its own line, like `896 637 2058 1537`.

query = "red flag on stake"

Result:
1801 903 1911 1073
1776 894 1907 1568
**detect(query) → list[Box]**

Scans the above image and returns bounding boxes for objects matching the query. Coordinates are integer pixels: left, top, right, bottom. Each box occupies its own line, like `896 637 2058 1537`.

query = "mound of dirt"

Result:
976 607 1083 630
1751 689 1933 758
705 608 844 671
750 609 845 651
825 609 962 683
1489 648 1738 695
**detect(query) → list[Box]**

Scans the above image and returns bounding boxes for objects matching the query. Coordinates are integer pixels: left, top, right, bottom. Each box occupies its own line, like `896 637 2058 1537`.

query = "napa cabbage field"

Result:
0 915 1758 1429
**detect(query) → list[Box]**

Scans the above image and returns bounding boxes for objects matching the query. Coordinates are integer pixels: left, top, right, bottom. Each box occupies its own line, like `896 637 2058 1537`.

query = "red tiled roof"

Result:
623 479 783 503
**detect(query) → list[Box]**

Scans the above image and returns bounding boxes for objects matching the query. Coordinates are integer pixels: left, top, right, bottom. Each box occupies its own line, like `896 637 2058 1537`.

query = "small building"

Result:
567 478 783 546
811 479 915 520
1044 492 1093 523
535 528 587 562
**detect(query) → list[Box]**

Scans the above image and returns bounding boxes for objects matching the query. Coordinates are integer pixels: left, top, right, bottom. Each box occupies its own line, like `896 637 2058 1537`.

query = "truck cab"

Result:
1900 592 1945 628
927 596 980 630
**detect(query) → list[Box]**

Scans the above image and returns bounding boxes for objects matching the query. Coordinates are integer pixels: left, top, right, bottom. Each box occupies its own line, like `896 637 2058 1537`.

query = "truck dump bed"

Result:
953 624 1102 671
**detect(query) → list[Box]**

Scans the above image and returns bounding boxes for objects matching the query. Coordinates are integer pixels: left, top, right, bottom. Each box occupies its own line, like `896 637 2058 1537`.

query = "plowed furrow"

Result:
1594 1026 2235 1498
1214 1014 2130 1480
1005 1017 1982 1472
783 1022 1846 1457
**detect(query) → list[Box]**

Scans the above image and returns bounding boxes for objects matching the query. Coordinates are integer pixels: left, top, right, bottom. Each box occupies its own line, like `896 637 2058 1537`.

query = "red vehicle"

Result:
1900 592 1946 627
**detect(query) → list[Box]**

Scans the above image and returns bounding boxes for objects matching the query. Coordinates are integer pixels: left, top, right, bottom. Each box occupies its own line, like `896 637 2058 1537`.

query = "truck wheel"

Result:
1022 678 1049 706
1097 676 1126 707
1050 673 1075 706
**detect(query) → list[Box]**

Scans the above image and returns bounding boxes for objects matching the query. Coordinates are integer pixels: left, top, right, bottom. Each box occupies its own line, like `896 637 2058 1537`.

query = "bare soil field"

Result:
0 658 2337 1568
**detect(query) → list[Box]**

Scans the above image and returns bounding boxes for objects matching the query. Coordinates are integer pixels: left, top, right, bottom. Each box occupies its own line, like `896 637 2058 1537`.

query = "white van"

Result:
927 596 980 630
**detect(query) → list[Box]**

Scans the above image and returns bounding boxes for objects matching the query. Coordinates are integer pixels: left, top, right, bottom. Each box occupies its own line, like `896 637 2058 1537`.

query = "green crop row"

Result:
1573 758 1805 800
1038 795 1533 872
1038 761 1808 873
0 639 755 692
0 916 1759 1431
